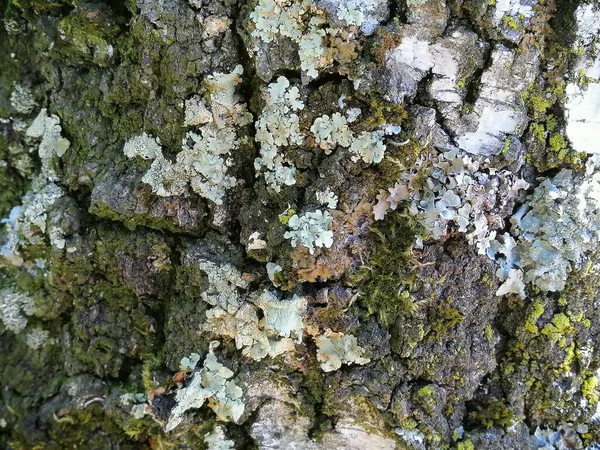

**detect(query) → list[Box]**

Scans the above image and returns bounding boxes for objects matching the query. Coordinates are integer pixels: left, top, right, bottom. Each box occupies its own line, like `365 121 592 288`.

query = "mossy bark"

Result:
1 0 599 449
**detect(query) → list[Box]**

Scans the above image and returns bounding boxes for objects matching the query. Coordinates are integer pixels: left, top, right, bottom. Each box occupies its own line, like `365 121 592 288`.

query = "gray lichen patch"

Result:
124 65 252 205
0 287 35 334
10 84 36 115
246 0 367 82
165 341 245 431
315 330 370 372
490 157 600 297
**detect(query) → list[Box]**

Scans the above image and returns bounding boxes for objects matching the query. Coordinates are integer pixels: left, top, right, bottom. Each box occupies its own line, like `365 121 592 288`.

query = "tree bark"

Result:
1 0 599 448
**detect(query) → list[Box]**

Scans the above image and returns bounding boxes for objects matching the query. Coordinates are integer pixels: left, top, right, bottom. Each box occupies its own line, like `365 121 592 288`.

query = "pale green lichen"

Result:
310 112 353 153
336 5 365 26
120 393 150 419
204 302 297 361
0 287 35 334
122 132 163 160
10 84 36 115
249 0 326 79
490 156 600 297
249 0 307 45
48 225 67 250
183 96 213 127
374 148 528 251
284 209 334 254
249 0 383 79
26 108 71 178
25 328 53 350
349 130 388 164
204 425 235 450
316 188 338 209
1 176 65 267
253 290 306 342
196 258 306 361
196 258 250 313
298 16 327 79
310 111 400 162
165 341 244 431
254 76 304 191
179 353 201 372
266 262 283 285
125 66 251 205
315 331 370 372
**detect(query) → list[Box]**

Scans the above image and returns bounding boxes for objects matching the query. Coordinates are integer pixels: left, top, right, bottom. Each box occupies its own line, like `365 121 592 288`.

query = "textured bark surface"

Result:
1 0 600 449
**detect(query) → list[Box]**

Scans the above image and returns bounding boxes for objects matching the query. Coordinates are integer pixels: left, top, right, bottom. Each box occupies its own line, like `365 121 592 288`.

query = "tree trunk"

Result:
1 0 599 448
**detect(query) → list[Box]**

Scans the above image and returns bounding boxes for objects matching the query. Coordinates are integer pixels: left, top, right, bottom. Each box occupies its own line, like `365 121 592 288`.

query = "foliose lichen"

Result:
374 148 528 251
1 176 65 267
489 156 600 297
0 287 35 334
124 65 252 205
284 209 334 254
204 425 235 450
315 330 370 372
196 257 306 361
10 84 36 115
165 341 245 431
253 76 304 191
26 108 71 179
249 0 364 79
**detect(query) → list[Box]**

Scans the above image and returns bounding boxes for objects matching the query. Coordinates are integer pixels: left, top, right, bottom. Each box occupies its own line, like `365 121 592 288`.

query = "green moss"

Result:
303 364 325 404
350 213 421 326
500 137 511 155
416 385 435 398
11 0 76 16
530 123 546 142
548 133 567 153
141 353 167 391
55 7 122 67
361 97 408 130
469 400 515 429
480 274 493 289
529 95 554 120
279 207 296 225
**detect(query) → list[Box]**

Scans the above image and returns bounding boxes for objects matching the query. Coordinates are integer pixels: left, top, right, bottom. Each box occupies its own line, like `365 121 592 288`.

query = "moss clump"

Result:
484 324 494 342
468 400 515 429
11 0 76 16
55 4 123 67
350 213 420 326
362 98 408 130
528 94 554 120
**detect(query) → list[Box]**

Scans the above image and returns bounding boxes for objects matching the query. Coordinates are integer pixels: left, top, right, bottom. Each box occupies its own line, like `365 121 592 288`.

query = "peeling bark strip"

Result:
1 0 600 448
